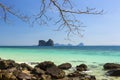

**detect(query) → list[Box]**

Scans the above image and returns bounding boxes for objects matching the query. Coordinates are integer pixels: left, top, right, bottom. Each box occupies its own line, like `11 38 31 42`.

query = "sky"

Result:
0 0 120 46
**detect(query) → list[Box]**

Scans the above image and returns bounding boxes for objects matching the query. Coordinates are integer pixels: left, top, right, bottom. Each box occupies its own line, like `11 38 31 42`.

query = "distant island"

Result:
54 43 84 46
38 39 54 46
38 39 84 46
77 43 84 46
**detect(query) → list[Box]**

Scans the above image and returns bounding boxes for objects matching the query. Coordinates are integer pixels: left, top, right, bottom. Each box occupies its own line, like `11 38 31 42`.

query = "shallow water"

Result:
0 46 120 80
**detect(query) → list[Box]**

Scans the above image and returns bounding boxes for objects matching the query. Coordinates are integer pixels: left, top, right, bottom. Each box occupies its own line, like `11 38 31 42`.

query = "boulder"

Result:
41 74 51 80
58 63 72 70
0 70 17 80
76 64 87 71
31 67 45 75
0 60 8 69
68 71 84 77
106 69 120 76
35 61 55 71
104 63 120 70
68 71 96 80
17 72 32 80
46 66 65 79
0 60 18 69
20 63 33 71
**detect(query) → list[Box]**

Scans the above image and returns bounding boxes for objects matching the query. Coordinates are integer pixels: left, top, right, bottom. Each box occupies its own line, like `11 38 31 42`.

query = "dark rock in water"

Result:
0 58 98 80
29 62 39 65
38 39 54 46
20 63 33 71
104 63 120 70
68 71 96 80
58 63 72 70
68 71 85 77
106 69 120 76
35 61 56 71
46 66 65 79
76 64 87 71
31 67 45 75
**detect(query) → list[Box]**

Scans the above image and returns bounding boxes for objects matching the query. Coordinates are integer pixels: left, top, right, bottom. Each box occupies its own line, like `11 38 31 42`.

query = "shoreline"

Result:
0 58 120 80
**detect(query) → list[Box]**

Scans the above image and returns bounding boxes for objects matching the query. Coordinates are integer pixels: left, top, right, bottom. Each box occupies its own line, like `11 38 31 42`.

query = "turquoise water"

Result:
0 46 120 80
0 46 120 65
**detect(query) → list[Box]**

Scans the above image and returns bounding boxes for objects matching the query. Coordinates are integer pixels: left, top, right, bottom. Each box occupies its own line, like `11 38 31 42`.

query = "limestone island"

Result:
38 39 54 46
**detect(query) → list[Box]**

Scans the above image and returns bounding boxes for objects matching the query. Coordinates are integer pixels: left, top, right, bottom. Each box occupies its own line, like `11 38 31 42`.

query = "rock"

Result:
30 62 39 65
1 73 12 80
57 77 70 80
35 61 56 71
46 66 65 79
7 67 17 73
0 60 8 69
41 74 51 80
38 39 54 46
0 60 18 69
104 63 120 70
20 63 33 71
68 71 83 77
76 64 87 71
31 67 45 75
68 71 96 80
46 39 54 46
106 69 120 76
58 63 72 70
0 70 17 80
17 72 32 80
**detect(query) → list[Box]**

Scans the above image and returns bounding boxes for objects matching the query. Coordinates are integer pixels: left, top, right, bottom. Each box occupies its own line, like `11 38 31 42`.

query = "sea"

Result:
0 46 120 80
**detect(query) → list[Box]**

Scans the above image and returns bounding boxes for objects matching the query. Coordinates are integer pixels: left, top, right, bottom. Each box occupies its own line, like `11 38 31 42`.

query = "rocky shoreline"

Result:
0 58 120 80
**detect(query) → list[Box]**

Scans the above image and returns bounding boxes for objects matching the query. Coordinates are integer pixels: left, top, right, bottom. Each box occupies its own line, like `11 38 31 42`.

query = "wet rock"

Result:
31 67 45 75
58 63 72 70
104 63 120 70
35 61 56 71
106 69 120 76
30 62 39 65
68 71 96 80
68 71 87 77
76 64 87 71
20 63 33 71
46 66 65 79
68 71 79 77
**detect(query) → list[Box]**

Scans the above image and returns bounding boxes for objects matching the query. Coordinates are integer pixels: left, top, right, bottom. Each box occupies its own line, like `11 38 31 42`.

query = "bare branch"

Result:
0 2 29 23
0 0 103 39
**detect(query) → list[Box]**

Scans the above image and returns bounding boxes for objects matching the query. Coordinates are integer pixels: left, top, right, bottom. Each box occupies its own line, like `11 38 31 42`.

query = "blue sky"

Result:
0 0 120 46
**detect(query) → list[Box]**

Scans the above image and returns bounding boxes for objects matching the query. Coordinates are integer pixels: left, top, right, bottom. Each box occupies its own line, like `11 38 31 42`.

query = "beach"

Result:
0 46 120 80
